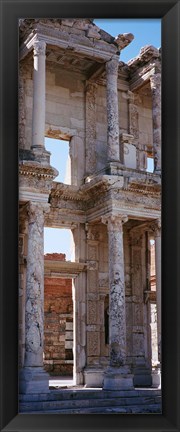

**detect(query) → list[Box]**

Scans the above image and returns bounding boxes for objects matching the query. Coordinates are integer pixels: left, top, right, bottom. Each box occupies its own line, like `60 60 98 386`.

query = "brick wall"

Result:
44 254 73 376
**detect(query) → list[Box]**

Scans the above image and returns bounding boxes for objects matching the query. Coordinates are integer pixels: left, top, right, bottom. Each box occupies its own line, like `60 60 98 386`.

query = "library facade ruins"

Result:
19 18 161 403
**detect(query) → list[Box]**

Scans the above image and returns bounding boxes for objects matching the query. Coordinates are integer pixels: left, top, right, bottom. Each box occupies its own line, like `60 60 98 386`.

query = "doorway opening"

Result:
45 137 71 184
44 227 75 387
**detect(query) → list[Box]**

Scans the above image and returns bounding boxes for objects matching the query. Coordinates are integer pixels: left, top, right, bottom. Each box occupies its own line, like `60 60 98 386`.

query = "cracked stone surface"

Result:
24 202 49 367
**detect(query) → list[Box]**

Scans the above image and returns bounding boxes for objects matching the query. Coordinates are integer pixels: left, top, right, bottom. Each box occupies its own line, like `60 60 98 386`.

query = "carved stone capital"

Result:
106 55 119 77
150 72 161 91
33 40 46 56
150 218 161 237
101 214 128 231
27 202 50 224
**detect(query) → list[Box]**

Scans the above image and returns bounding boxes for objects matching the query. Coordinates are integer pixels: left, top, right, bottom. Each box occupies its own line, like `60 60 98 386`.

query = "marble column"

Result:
85 82 97 176
150 73 161 174
106 56 121 163
154 219 161 363
102 215 134 389
150 219 161 388
19 201 50 394
32 40 46 152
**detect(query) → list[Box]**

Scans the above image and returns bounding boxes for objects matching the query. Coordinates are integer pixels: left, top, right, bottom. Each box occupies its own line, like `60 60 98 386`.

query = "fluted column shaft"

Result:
106 56 120 162
24 201 49 367
150 73 161 174
32 41 46 150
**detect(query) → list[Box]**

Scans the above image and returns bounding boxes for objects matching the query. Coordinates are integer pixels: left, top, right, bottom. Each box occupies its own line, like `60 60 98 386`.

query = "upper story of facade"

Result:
19 19 161 223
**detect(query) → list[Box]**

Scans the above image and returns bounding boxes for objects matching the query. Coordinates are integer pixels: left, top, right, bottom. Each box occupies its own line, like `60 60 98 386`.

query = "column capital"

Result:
150 72 161 90
106 55 119 76
101 214 128 231
27 201 50 224
150 218 161 237
33 40 46 56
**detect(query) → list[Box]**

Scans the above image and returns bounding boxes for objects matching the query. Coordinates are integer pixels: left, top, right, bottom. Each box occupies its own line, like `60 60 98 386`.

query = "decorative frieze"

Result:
87 332 100 356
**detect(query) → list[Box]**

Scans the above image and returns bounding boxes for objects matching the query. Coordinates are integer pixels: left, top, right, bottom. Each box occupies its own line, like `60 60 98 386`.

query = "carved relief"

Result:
133 303 143 326
87 270 98 292
87 301 97 324
87 332 100 356
88 244 98 260
133 333 145 356
129 103 139 140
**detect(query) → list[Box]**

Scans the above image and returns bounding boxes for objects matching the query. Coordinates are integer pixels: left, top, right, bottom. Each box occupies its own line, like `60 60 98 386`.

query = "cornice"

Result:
19 161 57 180
19 19 118 62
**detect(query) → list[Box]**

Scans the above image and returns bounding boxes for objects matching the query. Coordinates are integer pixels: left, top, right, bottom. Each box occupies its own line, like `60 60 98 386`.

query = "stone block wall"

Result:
44 254 73 376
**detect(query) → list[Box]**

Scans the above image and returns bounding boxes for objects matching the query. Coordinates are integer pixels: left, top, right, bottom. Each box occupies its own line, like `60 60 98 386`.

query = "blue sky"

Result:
44 19 161 259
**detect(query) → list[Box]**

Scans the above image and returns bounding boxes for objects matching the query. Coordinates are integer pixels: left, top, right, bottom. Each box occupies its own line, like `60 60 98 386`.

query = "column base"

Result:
19 367 50 394
133 359 152 387
84 367 104 388
32 147 51 165
151 365 161 388
103 366 134 390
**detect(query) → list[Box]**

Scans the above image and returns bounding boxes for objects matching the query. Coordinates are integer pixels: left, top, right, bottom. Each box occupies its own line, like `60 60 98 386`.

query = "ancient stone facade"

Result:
19 19 161 394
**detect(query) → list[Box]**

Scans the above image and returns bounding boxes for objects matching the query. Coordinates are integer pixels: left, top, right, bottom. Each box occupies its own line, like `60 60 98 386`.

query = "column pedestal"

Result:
103 366 133 390
19 367 49 394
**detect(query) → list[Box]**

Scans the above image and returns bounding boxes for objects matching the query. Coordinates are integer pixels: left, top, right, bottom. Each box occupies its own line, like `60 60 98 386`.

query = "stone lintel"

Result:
44 260 87 277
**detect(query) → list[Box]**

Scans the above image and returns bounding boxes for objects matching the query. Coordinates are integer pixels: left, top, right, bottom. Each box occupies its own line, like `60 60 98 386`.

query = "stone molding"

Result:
19 162 57 180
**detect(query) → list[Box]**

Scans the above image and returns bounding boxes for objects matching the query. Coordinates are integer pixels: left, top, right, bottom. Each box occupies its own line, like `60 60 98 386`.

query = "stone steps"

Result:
21 404 161 414
19 388 161 414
